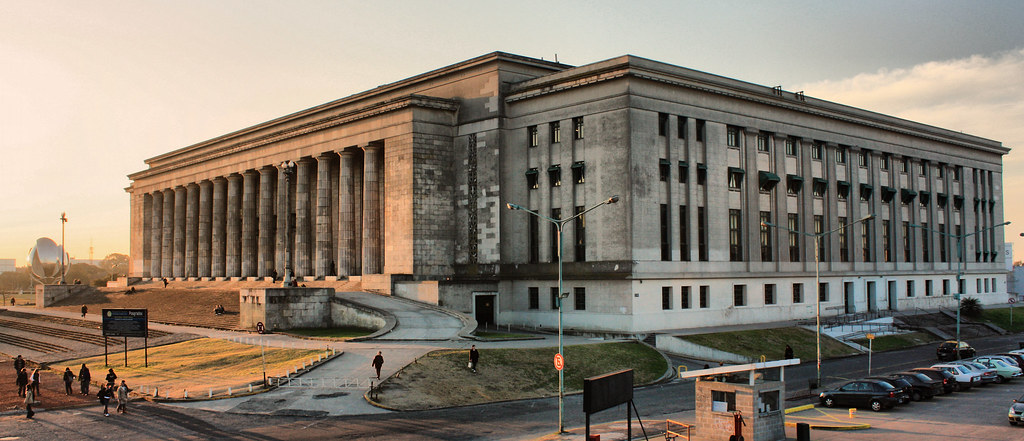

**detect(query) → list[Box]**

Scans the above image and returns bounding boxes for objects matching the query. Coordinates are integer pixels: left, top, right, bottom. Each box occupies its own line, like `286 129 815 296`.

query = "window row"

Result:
527 117 585 147
527 286 586 310
526 162 586 189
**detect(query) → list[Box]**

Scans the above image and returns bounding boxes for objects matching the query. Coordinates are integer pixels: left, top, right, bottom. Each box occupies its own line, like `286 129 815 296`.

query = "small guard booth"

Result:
680 359 799 441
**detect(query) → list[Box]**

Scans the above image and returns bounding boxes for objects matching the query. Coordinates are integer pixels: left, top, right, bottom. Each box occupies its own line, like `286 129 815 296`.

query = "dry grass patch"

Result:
60 338 324 397
374 342 666 410
681 327 860 361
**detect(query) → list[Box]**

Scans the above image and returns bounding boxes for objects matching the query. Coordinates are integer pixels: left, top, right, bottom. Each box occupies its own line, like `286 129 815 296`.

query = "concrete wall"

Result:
656 335 752 364
239 287 332 331
330 296 387 329
35 284 90 307
394 280 439 305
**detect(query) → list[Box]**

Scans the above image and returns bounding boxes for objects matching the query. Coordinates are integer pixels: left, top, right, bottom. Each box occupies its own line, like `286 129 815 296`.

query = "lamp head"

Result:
506 202 520 211
608 195 620 204
861 213 875 222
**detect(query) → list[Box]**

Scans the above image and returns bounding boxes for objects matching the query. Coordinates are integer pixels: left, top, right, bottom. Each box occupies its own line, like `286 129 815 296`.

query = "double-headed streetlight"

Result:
506 195 619 434
910 220 1010 359
60 212 68 285
279 161 297 287
761 213 874 388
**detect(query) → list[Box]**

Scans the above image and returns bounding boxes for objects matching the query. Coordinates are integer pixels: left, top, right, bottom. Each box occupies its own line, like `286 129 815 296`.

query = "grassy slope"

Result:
680 327 860 361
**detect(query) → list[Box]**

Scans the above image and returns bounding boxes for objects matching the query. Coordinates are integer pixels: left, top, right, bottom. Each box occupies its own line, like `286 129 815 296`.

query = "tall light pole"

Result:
60 212 68 285
761 213 874 388
506 195 619 434
910 220 1010 359
279 161 296 287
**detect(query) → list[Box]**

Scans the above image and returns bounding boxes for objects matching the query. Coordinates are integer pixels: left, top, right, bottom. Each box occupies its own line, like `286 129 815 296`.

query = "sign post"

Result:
554 353 564 371
866 333 875 375
101 309 149 367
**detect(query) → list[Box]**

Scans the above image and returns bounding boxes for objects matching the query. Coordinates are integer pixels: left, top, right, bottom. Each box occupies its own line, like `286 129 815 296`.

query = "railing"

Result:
274 377 371 388
665 419 692 440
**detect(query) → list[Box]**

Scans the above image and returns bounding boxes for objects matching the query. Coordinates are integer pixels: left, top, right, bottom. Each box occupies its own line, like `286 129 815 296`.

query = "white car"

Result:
932 363 981 389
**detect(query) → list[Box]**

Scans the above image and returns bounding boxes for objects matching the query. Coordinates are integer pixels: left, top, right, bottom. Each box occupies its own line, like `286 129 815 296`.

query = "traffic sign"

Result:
554 353 564 371
866 333 875 340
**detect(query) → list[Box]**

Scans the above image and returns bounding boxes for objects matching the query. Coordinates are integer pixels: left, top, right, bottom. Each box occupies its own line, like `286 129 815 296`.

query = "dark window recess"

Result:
758 170 780 191
680 205 690 261
659 159 670 182
937 193 948 208
953 195 964 210
697 163 707 186
901 188 918 204
660 204 671 261
733 285 746 306
548 165 561 187
658 113 669 136
836 180 850 199
574 206 586 262
695 120 706 143
880 186 897 203
812 178 828 197
677 116 687 139
786 174 803 194
528 287 539 310
528 126 538 147
728 167 745 190
859 184 873 201
678 161 688 183
662 286 672 310
573 117 584 140
550 121 561 143
574 287 586 310
919 191 931 206
526 168 539 190
727 126 741 147
571 161 585 184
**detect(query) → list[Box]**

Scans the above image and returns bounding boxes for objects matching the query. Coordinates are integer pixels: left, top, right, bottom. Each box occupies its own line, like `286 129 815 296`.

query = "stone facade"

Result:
128 52 1011 333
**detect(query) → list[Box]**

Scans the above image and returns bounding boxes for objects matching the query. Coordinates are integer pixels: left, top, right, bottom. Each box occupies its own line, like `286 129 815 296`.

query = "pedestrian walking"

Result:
63 367 76 395
784 344 794 360
16 367 28 397
105 368 117 387
469 345 480 373
81 305 88 317
30 368 40 396
162 277 168 288
79 364 91 394
97 384 112 416
14 354 25 374
371 351 384 380
116 380 132 414
25 384 35 419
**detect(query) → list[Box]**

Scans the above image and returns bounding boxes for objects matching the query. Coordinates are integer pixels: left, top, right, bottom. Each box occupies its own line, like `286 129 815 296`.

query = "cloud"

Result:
797 48 1024 263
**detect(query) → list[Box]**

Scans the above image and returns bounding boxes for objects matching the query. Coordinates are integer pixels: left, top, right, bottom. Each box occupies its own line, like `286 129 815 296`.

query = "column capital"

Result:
259 164 277 174
360 141 383 152
338 147 359 157
199 179 213 188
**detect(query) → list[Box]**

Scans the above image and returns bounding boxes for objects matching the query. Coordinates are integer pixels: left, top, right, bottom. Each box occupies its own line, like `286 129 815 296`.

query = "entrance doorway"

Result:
867 281 877 312
887 280 898 311
474 293 496 328
844 282 855 314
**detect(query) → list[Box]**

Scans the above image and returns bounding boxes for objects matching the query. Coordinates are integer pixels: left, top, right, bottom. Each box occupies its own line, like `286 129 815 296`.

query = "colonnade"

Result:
141 144 384 280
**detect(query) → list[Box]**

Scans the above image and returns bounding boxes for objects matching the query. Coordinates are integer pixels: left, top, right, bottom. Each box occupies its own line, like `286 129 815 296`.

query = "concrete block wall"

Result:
239 287 332 331
35 284 90 307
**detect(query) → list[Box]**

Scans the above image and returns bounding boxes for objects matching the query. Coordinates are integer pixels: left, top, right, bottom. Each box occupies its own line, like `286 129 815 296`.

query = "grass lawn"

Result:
285 326 375 339
680 327 859 361
852 331 937 352
59 338 325 398
976 307 1024 333
376 342 666 410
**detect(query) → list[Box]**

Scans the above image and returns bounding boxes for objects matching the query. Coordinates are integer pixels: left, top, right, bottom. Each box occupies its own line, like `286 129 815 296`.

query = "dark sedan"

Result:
1010 393 1024 425
911 367 957 394
867 376 912 404
819 379 901 412
892 372 944 400
937 341 976 361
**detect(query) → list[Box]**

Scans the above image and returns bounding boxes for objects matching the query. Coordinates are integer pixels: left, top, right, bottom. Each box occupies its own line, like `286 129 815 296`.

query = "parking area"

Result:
785 381 1024 440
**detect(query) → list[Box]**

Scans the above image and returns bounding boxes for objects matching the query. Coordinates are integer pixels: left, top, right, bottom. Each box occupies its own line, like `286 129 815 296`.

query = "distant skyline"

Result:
2 0 1023 266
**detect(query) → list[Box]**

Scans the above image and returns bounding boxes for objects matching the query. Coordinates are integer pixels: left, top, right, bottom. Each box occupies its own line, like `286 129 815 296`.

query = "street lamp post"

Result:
60 212 68 285
761 213 874 388
910 221 1010 359
279 161 296 287
506 195 619 434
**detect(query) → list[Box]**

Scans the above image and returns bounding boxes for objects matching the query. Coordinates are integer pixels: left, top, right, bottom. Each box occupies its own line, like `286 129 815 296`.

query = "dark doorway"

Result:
888 280 898 311
475 294 496 328
844 282 855 314
867 281 877 312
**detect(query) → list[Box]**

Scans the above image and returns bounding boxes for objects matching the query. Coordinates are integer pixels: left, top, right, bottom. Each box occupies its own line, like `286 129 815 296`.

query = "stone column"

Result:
211 177 227 277
142 193 153 278
150 191 163 278
241 170 259 277
315 153 334 278
161 189 174 277
362 144 383 274
337 150 358 276
197 180 213 278
295 158 314 277
258 166 276 277
173 186 187 277
353 151 363 274
185 183 200 278
276 163 292 278
226 173 243 278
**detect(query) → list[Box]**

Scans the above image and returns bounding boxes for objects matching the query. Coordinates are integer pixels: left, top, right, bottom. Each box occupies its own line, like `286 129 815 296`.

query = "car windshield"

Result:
991 360 1008 368
875 380 894 389
912 373 932 382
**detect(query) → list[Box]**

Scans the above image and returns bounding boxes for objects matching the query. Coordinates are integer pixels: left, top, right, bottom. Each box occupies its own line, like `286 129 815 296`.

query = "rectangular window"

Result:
680 205 690 261
922 221 930 263
811 142 823 160
660 204 671 261
984 278 990 293
574 206 586 262
861 222 871 262
943 279 950 295
662 286 672 310
551 287 559 309
526 168 539 189
528 287 539 310
550 121 561 143
699 285 710 308
939 224 947 262
760 211 773 262
764 284 776 305
697 164 706 186
727 126 741 147
926 279 933 296
903 221 912 262
698 206 708 261
836 147 847 164
785 138 797 156
937 164 945 178
906 280 915 297
978 278 982 293
819 282 829 302
734 285 746 306
954 166 962 181
712 390 736 412
729 209 743 261
548 165 561 187
572 161 585 184
920 161 927 176
858 150 868 167
838 216 849 262
529 215 539 263
681 286 691 309
528 126 538 147
793 283 803 303
677 116 687 139
678 162 688 183
574 287 586 310
728 168 744 190
901 157 910 173
814 215 825 260
550 208 561 263
659 159 670 182
788 213 800 262
658 113 669 136
812 179 827 198
757 133 770 152
880 154 890 170
696 119 706 143
882 220 891 262
573 117 584 140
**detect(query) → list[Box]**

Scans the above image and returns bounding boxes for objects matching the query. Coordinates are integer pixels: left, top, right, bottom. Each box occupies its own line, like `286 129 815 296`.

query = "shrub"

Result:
960 296 983 318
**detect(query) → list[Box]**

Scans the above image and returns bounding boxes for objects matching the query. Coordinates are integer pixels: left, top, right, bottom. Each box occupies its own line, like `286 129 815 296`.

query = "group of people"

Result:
13 354 132 419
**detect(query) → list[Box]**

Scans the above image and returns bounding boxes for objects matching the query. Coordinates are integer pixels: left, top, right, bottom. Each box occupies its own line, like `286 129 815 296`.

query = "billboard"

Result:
102 309 148 338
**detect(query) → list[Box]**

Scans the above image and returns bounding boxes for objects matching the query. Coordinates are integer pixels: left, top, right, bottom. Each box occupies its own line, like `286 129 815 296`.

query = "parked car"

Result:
954 361 999 385
910 367 957 394
978 355 1022 369
970 357 1023 383
819 379 901 412
997 353 1024 369
931 363 980 390
937 341 976 361
867 376 912 404
888 372 943 401
1010 393 1024 425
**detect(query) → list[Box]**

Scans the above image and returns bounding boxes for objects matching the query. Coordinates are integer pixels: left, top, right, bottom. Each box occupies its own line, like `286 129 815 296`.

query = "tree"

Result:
0 268 32 292
100 253 129 277
960 297 983 318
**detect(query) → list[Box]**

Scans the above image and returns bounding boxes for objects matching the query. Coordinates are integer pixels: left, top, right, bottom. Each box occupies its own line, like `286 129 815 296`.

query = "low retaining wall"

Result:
35 284 90 307
656 334 752 364
393 280 439 305
330 296 388 329
239 288 333 332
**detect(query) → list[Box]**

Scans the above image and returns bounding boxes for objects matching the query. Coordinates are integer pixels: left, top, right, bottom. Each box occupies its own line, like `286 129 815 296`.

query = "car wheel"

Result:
952 382 961 392
911 391 922 401
870 400 883 412
823 397 835 408
1011 421 1018 426
996 376 1006 384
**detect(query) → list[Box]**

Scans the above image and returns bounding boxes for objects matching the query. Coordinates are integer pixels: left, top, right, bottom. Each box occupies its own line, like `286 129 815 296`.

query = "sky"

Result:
2 0 1024 266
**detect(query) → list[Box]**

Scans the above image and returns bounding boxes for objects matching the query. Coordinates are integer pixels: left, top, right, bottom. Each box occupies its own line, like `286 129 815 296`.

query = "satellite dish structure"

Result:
28 237 69 284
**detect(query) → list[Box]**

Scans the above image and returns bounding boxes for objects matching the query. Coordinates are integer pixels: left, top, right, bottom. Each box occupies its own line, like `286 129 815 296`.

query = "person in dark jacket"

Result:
97 384 112 416
371 351 384 380
63 367 76 395
79 364 91 394
81 305 88 317
469 345 480 373
13 354 25 374
784 345 794 360
30 368 41 396
105 368 117 386
16 368 28 397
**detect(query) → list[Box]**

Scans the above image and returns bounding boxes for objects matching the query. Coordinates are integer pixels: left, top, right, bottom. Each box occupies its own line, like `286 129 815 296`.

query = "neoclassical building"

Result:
127 52 1010 333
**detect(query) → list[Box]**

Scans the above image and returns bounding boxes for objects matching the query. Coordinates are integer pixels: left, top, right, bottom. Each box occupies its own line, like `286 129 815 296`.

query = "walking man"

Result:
81 304 88 317
63 367 76 395
97 384 112 416
25 383 35 419
14 354 25 374
371 351 384 380
16 367 28 397
116 380 132 414
469 345 480 373
79 364 91 394
30 368 40 396
105 368 117 387
784 344 794 360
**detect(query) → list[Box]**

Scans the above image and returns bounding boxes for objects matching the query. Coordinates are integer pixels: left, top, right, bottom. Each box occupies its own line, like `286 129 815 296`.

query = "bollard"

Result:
796 423 810 441
249 384 253 393
184 389 188 399
209 389 213 398
154 387 159 398
228 387 232 396
849 408 856 418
